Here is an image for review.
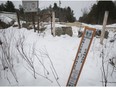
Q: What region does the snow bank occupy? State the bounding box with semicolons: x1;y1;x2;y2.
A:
0;23;116;86
0;15;13;24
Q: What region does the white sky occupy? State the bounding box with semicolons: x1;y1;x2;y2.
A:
0;0;97;20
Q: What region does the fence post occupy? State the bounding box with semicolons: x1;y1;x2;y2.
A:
52;11;55;37
37;1;39;33
16;11;21;29
32;12;36;32
38;16;40;33
100;11;109;45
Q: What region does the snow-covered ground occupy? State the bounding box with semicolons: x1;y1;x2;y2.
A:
0;14;13;24
0;22;116;86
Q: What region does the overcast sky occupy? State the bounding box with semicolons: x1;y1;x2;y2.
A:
0;0;96;20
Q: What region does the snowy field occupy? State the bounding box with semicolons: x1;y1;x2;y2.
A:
0;23;116;86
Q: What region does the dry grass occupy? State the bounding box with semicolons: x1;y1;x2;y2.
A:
63;22;85;28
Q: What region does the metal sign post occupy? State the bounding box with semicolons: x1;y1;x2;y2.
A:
22;0;38;32
66;26;96;86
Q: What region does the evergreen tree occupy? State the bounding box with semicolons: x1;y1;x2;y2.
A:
19;5;24;14
53;3;58;10
5;1;15;12
0;3;6;11
52;3;76;22
97;1;116;24
53;3;60;19
0;1;15;12
79;0;116;24
66;7;76;22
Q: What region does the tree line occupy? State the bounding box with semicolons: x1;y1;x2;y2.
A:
79;0;116;24
0;1;15;12
19;3;76;22
0;1;76;22
52;3;76;22
2;0;116;24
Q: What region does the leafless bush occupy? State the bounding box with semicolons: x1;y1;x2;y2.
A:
0;29;60;85
34;46;60;86
100;36;116;86
0;29;18;83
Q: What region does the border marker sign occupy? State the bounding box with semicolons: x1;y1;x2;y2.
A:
22;0;38;12
66;26;96;86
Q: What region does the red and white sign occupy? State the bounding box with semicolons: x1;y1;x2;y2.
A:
66;26;96;86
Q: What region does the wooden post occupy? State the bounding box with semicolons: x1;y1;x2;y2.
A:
38;16;40;33
52;11;55;37
51;13;53;35
100;11;109;45
37;1;39;33
16;11;21;29
32;12;36;32
24;13;27;24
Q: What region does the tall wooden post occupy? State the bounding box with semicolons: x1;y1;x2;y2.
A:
16;11;21;29
38;16;40;33
32;12;36;32
51;13;53;35
100;11;109;45
37;1;39;33
52;11;55;37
